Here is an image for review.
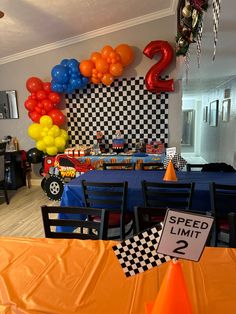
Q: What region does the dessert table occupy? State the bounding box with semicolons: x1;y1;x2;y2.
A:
76;153;165;169
0;237;235;313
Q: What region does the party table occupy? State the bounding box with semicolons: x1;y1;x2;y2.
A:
61;170;236;212
0;237;235;313
76;153;165;170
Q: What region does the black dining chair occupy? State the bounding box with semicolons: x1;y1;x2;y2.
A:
142;181;195;210
228;212;236;248
41;205;109;239
134;206;167;233
81;180;132;240
209;182;236;246
0;142;9;204
103;162;135;170
140;162;164;171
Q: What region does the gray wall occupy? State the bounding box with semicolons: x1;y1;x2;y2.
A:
0;16;182;177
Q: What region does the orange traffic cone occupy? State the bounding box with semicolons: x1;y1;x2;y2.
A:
163;160;177;181
145;260;193;314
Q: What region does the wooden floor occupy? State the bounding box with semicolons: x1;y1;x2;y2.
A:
0;186;59;237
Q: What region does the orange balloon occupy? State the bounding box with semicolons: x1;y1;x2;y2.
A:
101;73;114;86
91;52;102;64
95;58;109;74
91;76;101;84
79;60;95;77
101;45;114;60
109;62;123;77
115;44;134;66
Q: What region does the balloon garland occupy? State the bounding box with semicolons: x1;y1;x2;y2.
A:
24;43;134;156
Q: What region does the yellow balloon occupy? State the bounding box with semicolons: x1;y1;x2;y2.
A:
43;135;55;147
36;140;46;151
54;136;66;148
28;123;42;140
51;125;60;137
46;146;58;156
40;115;53;128
60;129;68;141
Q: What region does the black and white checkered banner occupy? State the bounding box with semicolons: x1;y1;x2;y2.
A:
212;0;221;61
112;226;172;277
65;77;169;149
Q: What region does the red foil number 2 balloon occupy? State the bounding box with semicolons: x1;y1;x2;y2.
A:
143;40;174;93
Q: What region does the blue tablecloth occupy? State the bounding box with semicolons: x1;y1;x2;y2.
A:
61;170;236;212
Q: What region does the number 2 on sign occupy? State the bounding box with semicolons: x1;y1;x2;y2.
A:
173;240;188;255
143;40;174;93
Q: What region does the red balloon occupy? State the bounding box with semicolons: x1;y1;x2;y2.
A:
31;92;37;100
24;98;37;112
43;82;51;93
28;111;41;123
37;102;44;109
48;109;65;126
143;40;174;93
42;99;54;112
48;92;60;104
26;77;43;93
36;90;47;101
35;106;42;114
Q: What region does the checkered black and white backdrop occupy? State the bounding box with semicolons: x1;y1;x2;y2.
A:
65;77;169;148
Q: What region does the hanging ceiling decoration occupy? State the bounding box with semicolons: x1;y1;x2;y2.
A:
0;11;4;18
176;0;209;57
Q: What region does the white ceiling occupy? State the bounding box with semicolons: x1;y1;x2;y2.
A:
0;0;235;94
0;0;174;61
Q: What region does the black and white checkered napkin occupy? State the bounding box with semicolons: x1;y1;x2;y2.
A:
112;226;172;277
163;153;187;170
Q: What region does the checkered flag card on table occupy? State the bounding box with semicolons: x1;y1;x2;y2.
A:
164;153;187;170
112;226;172;277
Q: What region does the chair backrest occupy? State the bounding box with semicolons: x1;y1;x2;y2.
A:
0;143;6;181
186;164;206;172
140;162;164;171
142;180;195;210
41;205;109;239
209;183;236;216
81;180;128;239
228;212;236;248
103;162;135;170
134;206;167;233
0;142;6;155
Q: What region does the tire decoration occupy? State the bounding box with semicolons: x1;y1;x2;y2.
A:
44;175;64;200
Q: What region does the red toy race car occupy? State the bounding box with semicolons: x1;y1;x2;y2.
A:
41;154;94;200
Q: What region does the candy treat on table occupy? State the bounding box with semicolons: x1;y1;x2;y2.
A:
96;131;106;153
112;130;125;154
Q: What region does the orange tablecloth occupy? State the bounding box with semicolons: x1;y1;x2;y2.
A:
0;237;235;314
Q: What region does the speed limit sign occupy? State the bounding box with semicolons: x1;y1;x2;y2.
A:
157;209;214;261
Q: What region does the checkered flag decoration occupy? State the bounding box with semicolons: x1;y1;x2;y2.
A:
212;0;221;61
112;226;172;277
163;153;187;170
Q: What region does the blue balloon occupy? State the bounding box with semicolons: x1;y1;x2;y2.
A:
68;59;79;69
51;58;89;93
61;59;69;67
51;65;69;84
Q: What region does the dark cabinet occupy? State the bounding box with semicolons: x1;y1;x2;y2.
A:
5;151;26;190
